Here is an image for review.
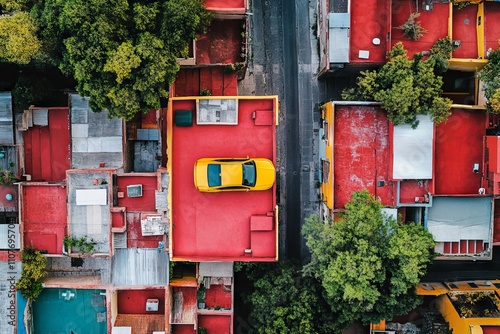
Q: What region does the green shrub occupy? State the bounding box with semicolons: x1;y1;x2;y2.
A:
399;13;427;41
16;247;47;301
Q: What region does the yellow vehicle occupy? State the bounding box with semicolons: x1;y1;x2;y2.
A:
194;157;275;192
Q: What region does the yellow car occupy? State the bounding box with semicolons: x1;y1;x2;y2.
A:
194;157;275;192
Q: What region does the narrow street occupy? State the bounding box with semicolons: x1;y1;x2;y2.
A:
243;0;327;261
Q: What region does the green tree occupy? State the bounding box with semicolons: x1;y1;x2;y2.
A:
302;190;435;329
342;42;452;127
16;247;47;301
479;48;500;114
239;262;337;334
0;11;40;63
11;0;211;120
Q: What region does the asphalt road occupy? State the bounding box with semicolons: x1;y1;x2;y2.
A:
245;0;331;261
282;1;301;260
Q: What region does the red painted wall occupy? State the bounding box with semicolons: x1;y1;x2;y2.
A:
171;324;195;334
435;109;486;195
203;0;245;10
204;284;231;309
23;109;70;182
112;211;125;228
334;106;395;208
494;199;500;243
196;20;244;65
198;314;231;333
174;68;238;97
22;186;67;223
22;185;67;254
485;2;500;52
126;212;163;248
117;289;165;315
452;5;478;59
117;175;158;212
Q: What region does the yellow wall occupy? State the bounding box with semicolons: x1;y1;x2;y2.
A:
437;293;500;333
320;102;334;211
447;2;488;72
110;290;118;327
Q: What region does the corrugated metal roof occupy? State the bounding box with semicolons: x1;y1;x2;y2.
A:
329;13;350;63
112;248;169;286
392;114;434;180
0;92;14;145
428;196;492;242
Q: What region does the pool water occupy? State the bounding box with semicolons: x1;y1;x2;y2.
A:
33;288;107;334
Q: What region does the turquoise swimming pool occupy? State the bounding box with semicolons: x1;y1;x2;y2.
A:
33;288;107;334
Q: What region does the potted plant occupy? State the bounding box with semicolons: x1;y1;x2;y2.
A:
399;13;427;41
197;285;206;309
63;235;96;256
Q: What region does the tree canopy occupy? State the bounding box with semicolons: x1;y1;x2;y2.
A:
0;11;40;63
236;262;338;334
342;42;452;127
302;190;435;328
479;48;500;114
0;0;212;119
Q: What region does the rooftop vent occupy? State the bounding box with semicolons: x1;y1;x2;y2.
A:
127;184;143;197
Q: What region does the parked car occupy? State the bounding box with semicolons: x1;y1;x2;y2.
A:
194;157;275;192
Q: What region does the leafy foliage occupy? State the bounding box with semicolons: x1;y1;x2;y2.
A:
0;169;17;185
5;0;212;120
302;190;435;328
452;0;473;10
451;292;500;318
239;262;338;334
342;42;452;127
0;12;40;63
431;38;453;60
16;247;47;301
399;13;426;41
63;235;96;255
479;48;500;113
11;68;57;112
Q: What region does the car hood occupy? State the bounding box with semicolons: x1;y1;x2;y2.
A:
254;158;276;190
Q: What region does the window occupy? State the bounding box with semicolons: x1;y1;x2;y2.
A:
242;161;256;187
207;164;222;187
321;159;330;183
323;120;329;143
178;39;196;65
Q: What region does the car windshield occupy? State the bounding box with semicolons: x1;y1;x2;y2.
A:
242;161;256;187
207;164;222;187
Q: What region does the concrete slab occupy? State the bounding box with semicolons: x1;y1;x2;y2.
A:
32;109;49;126
72;124;89;138
101;137;123;153
87;137;102;153
72;138;88;153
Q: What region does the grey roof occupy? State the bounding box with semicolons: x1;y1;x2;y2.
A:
69;94;124;169
199;262;233;277
67;171;111;254
428;196;492;243
0;92;14;145
111;248;169;286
